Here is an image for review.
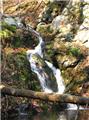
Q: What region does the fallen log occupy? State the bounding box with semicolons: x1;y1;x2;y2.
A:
1;84;89;105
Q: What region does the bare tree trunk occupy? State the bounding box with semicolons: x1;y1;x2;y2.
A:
1;84;89;105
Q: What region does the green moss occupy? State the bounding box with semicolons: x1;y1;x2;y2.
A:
47;26;53;33
0;21;17;39
45;41;54;60
0;29;13;38
1;21;16;32
48;3;60;12
68;47;82;57
37;24;53;35
1;20;38;48
12;36;21;48
2;50;41;90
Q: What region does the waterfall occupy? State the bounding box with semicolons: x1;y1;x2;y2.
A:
45;61;65;94
26;26;65;94
3;15;84;110
26;26;84;110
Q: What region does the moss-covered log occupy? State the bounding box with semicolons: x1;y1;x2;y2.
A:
1;84;89;105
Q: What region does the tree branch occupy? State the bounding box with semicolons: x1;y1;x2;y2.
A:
1;84;89;105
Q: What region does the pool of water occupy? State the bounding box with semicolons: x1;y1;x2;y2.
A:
6;109;89;120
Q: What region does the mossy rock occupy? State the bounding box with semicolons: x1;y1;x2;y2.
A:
0;21;17;32
30;53;58;92
37;23;54;36
42;2;62;22
0;29;13;38
1;21;38;48
1;49;41;91
0;21;16;39
52;39;88;94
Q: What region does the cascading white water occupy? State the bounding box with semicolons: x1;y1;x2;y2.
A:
45;61;65;94
26;26;84;110
26;27;65;94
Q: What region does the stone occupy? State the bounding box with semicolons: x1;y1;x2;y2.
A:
29;53;58;92
4;17;17;26
4;17;23;28
73;3;89;48
83;5;89;18
52;15;65;30
74;30;89;43
60;24;72;34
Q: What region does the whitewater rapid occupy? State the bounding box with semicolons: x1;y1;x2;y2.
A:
26;27;65;94
26;25;83;110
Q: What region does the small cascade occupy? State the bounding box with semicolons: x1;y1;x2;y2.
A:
45;61;65;94
26;26;65;94
26;26;84;110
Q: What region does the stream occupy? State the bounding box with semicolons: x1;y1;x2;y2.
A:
7;109;89;120
3;17;89;120
26;26;65;94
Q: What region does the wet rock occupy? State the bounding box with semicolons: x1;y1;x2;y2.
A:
29;53;58;92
